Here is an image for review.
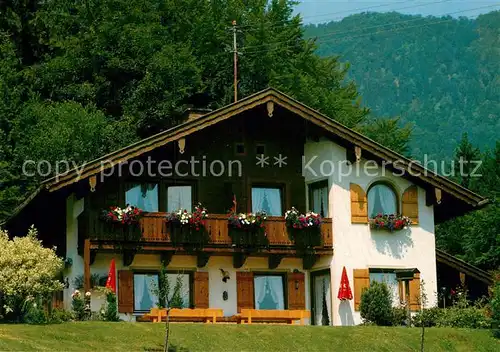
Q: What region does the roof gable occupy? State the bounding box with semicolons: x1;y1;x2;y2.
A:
41;88;486;212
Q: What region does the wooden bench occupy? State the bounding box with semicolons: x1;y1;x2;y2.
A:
237;309;311;325
145;308;224;323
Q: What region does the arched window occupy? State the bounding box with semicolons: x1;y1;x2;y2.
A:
367;183;398;218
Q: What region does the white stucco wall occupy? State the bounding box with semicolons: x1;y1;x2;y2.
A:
304;139;438;326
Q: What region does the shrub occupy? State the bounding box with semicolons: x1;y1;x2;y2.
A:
23;299;47;324
392;306;409;326
492;279;500;338
360;281;393;326
436;306;490;328
103;291;119;321
412;307;444;327
71;290;86;320
0;227;64;319
48;308;73;323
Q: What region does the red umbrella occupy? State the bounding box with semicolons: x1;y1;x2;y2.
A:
337;266;353;300
105;258;117;294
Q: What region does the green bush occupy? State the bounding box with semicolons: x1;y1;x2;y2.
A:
413;306;490;329
491;279;500;338
103;291;119;321
360;281;393;326
412;307;444;327
391;307;409;326
23;300;47;324
48;308;73;323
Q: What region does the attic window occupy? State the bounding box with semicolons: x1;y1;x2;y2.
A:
235;143;245;155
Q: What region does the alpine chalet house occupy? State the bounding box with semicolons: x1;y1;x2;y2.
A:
3;88;488;325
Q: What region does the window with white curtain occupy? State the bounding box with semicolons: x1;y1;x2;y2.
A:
254;275;285;310
134;273;159;311
167;186;192;212
369;271;400;306
309;180;329;217
251;187;282;216
367;183;398;217
126;183;159;212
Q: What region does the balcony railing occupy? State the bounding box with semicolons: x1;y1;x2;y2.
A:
83;213;333;250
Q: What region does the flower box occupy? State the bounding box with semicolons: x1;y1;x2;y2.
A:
369;214;411;232
227;211;268;249
166;204;209;249
285;208;322;248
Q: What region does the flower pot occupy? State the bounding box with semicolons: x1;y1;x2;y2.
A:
229;227;268;249
288;227;322;248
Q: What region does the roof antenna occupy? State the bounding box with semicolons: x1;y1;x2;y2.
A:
231;20;239;102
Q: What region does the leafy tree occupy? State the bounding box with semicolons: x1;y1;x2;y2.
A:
0;226;64;320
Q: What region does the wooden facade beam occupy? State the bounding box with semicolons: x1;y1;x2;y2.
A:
83;238;91;292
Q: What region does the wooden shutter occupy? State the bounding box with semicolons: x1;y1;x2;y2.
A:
118;270;134;313
409;273;421;311
350;183;368;223
353;269;370;311
288;272;306;310
402;185;419;224
194;272;209;308
236;272;254;313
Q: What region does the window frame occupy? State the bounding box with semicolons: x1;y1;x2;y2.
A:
132;271;160;313
366;181;399;217
124;182;160;213
122;179;197;212
132;270;194;313
252;272;288;310
250;184;285;217
308;179;329;217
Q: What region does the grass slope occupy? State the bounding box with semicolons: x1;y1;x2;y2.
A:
0;323;499;351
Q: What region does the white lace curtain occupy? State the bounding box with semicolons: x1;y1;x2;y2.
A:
252;188;282;216
126;183;159;212
254;276;285;310
368;184;397;217
167;186;192;212
134;274;159;311
314;275;331;325
369;272;400;305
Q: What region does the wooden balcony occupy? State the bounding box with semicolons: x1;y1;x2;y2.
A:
83;213;333;255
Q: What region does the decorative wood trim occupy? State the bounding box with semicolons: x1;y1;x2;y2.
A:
160;251;174;267
196;252;211;268
354;146;362;163
233;252;248;269
266;101;274;117
409;272;421;311
123;250;136;267
302;253;318;270
268;254;284;270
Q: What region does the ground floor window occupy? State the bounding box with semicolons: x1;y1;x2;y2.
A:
134;273;159;312
254;274;285;310
369;271;399;304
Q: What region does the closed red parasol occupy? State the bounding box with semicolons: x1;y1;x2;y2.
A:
337;266;353;300
105;258;116;294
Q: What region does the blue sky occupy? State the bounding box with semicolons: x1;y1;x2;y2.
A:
295;0;500;24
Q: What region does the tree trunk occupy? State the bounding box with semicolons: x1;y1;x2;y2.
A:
164;308;171;352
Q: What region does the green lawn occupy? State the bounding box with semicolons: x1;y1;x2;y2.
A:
0;322;498;351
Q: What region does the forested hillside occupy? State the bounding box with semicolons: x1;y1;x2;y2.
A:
304;11;500;161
